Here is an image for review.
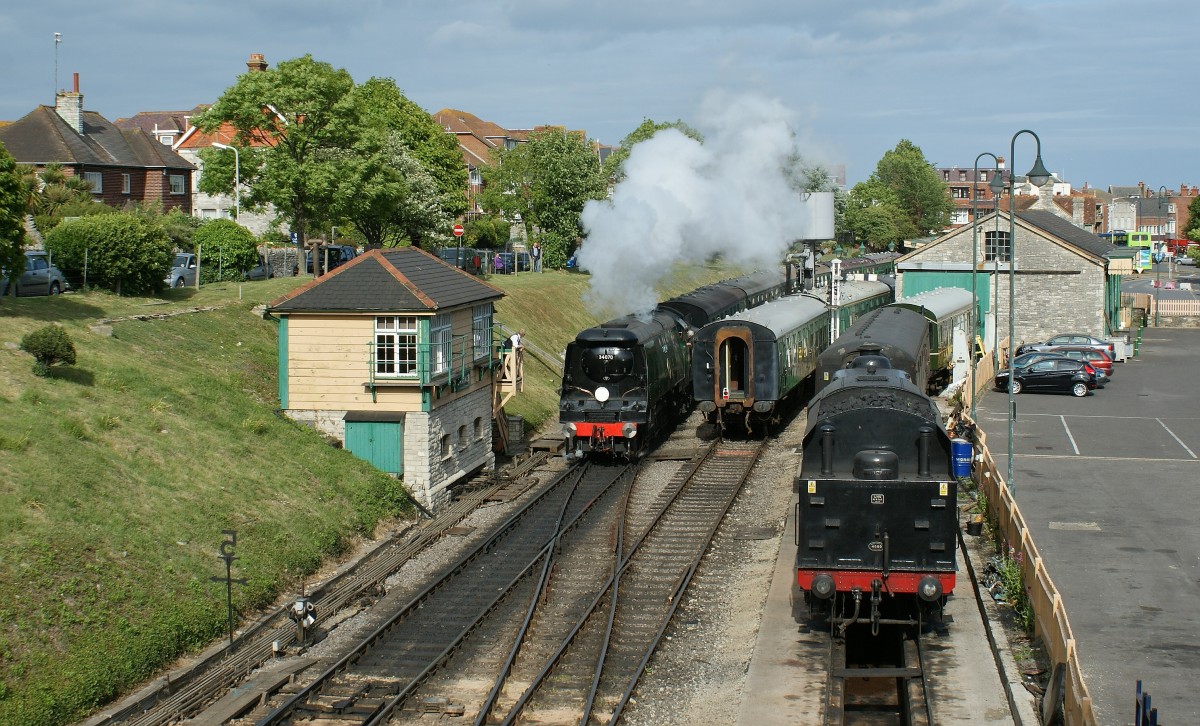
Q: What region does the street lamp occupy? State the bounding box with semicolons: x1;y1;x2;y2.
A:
1156;186;1170;326
211;142;239;220
970;152;1005;421
1006;130;1052;495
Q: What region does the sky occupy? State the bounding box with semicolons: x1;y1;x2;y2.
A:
2;1;1197;194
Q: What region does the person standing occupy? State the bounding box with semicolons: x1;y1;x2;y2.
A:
531;242;543;273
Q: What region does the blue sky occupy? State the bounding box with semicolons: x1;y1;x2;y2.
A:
2;1;1195;191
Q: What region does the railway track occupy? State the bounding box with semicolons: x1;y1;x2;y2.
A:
249;462;630;724
823;620;933;726
96;454;550;726
486;438;764;725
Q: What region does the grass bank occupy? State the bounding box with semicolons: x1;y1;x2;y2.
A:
0;263;738;724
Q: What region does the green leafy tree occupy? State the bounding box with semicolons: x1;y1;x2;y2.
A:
602;118;703;182
20;324;76;376
1185;194;1200;243
333;131;451;248
158;208;203;251
0;143;26;287
465;214;510;249
194;218;259;281
25;162;108;233
842;179;913;250
869;139;953;236
480;128;607;267
44;214;172;295
196;54;361;250
354;77;468;218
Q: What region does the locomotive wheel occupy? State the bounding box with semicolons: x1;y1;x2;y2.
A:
1071;382;1088;397
1010;379;1023;395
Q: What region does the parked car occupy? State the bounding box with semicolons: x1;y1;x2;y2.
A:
1;251;68;297
1017;333;1116;359
495;251;531;274
1040;346;1115;377
995;357;1098;397
244;255;275;281
306;244;358;275
165;253;198;289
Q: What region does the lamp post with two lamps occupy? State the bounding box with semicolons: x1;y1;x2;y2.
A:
970;153;1006;421
211;142;240;220
1004;130;1053;495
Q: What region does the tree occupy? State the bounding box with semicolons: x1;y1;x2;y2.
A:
196;55;361;252
1185;194;1200;243
44;214;172;295
333;131;451;249
842;179;913;250
465;214;510;249
354;77;468;218
194;219;259;281
868;139;953;237
602;118;703;182
0;142;25;287
480;128;607;267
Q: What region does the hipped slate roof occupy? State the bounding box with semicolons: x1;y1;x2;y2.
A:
0;106;194;170
269;247;504;314
1016;210;1115;259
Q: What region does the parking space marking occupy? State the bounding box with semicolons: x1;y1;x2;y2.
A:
1059;415;1080;455
1157;419;1198;459
1017;453;1200;463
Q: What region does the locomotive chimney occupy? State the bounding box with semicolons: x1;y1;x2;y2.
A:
917;426;933;477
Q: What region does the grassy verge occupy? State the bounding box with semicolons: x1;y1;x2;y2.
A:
0;263;741;724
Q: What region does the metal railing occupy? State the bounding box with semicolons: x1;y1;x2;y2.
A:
367;334;488;392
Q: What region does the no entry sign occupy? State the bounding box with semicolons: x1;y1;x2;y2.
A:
452;224;465;237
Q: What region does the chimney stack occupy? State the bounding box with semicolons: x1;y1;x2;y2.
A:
55;72;84;134
247;53;268;72
997;156;1006;170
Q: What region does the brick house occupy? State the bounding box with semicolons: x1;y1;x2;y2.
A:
268;247;504;509
0;74;194;213
895;210;1122;356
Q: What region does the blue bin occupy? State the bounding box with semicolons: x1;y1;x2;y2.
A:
951;438;973;478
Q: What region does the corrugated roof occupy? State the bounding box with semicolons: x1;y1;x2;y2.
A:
269;247;503;313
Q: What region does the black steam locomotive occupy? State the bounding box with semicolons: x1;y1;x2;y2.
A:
559;271;786;459
795;352;958;629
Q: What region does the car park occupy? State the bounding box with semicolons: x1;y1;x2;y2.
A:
995;357;1098;397
2;251;68;296
1017;333;1116;359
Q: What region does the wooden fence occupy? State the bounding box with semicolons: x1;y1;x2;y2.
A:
970;422;1097;725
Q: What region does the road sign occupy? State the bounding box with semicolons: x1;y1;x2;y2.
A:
453;224;464;237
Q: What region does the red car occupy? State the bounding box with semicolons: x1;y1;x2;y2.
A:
1042;346;1114;377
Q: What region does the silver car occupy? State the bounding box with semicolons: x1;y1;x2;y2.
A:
1;251;68;296
165;253;198;289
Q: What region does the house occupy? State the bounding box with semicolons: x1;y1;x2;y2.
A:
267;247;505;509
0;73;194;213
433;109;530;220
895;210;1122;356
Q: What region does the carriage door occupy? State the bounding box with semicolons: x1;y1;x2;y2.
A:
717;330;750;401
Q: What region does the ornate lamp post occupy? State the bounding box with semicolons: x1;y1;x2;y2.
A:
1006;130;1052;494
970;153;1005;421
211;142;240;220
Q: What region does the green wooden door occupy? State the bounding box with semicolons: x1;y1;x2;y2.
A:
345;420;403;475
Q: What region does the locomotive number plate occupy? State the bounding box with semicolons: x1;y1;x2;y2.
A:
868;541;884;551
870;493;885;505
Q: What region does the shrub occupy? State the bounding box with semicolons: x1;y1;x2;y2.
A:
194;219;258;282
538;230;574;269
20;324;77;376
44;214;171;295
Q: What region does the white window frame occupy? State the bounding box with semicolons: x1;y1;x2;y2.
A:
472;304;493;360
169;174;185;195
83;171;102;194
951;209;969;225
431;313;452;375
122;174;131;194
375;316;419;378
